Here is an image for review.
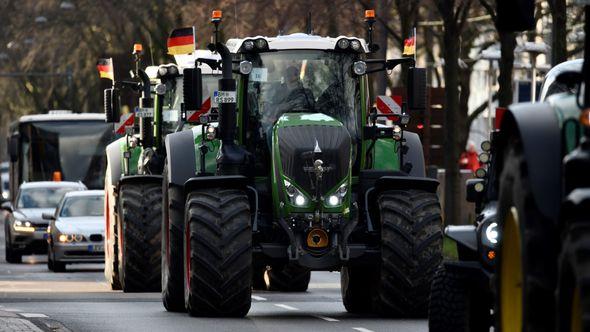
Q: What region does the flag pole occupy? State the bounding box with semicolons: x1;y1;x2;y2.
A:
413;27;417;63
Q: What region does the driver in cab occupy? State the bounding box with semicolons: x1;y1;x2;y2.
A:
271;66;315;114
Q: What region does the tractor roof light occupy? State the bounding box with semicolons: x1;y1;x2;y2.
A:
365;9;376;22
474;182;485;193
336;38;350;50
481;140;491;151
255;38;268;50
353;61;367;75
133;43;143;55
242;40;254;51
239;61;253;75
211;10;222;23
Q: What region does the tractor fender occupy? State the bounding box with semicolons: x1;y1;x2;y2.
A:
403;131;426;177
184;175;249;194
106;141;123;187
445;225;477;251
119;174;162;187
561;188;590;223
498;102;562;222
165;130;197;187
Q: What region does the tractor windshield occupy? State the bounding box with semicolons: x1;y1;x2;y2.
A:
161;74;220;134
245;50;360;139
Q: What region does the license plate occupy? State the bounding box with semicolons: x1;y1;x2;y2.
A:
88;245;104;252
135;107;154;118
213;91;237;104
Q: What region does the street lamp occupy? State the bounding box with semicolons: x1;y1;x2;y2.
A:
516;41;550;103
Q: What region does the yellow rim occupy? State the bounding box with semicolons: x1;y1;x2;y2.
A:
571;286;582;332
501;207;523;332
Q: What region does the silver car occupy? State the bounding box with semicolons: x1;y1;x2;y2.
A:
3;181;87;263
46;190;105;272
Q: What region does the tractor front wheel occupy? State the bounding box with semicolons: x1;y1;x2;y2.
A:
374;189;443;316
267;264;310;292
162;163;186;312
557;222;590;332
184;188;252;317
118;182;162;292
495;143;557;332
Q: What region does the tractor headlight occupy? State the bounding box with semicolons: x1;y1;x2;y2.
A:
484;222;498;245
325;183;348;207
239;61;253;75
13;219;35;233
350;39;361;51
353;61;367;75
284;179;308;207
205;126;216;140
158;67;168;77
393;125;402;140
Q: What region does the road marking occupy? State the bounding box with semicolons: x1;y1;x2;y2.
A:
252;295;267;301
314;315;339;322
274;304;298;311
3;308;21;312
20;313;48;318
352;328;375;332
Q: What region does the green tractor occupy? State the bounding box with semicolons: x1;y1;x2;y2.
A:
483;2;590;331
103;45;220;292
162;10;443;316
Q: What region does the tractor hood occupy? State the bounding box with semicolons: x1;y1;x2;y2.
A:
273;113;351;205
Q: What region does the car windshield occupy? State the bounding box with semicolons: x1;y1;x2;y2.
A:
59;195;103;217
162;74;221;134
17;187;79;209
245;50;360;139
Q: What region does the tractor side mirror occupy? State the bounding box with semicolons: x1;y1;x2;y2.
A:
8;134;18;162
466;179;485;203
104;88;120;123
496;0;535;32
42;213;55;221
1;201;13;213
183;67;203;113
407;67;427;111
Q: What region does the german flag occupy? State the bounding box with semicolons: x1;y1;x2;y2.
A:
96;58;114;81
402;36;415;57
167;27;195;55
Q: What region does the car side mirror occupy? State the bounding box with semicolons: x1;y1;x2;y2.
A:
1;201;13;213
407;67;426;111
8;134;18;162
496;0;535;32
466;179;485;203
42;213;55;221
104;88;120;123
183;67;203;115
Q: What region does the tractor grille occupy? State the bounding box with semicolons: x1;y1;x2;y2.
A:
278;125;351;197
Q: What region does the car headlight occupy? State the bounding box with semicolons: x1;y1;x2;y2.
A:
484;222;498;245
284;179;308;207
58;233;84;243
325;183;348;207
13;219;35;232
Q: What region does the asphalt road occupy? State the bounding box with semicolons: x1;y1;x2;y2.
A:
0;214;428;332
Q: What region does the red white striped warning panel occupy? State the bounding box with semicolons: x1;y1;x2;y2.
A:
115;113;134;135
187;97;211;123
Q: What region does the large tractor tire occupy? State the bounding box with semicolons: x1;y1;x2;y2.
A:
267;264;310;292
4;224;22;264
495;144;557;332
118;182;162;292
341;266;377;313
104;169;121;290
161;163;186;312
373;189;443;316
428;264;490;332
184;188;252;317
557;222;590;332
